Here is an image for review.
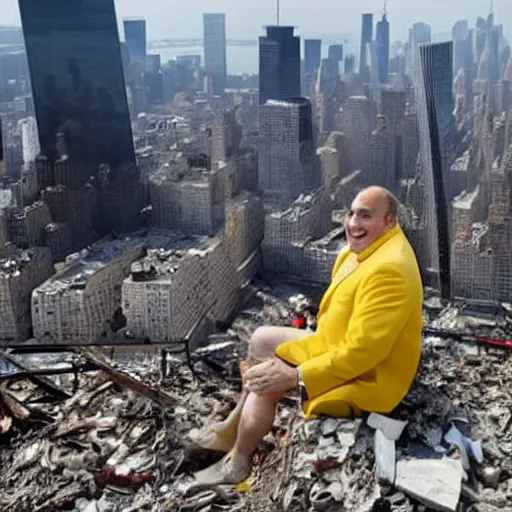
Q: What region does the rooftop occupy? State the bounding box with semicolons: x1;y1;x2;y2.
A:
453;186;479;209
128;236;221;283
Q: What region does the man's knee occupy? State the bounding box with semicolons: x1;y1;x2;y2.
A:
248;326;281;362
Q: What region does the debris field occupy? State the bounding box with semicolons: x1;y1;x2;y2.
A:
0;282;511;512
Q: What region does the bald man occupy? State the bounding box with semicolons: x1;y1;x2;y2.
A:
189;186;423;485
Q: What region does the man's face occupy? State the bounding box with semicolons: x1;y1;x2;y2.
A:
345;190;395;253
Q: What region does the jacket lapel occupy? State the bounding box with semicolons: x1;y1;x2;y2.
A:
319;253;359;312
318;225;402;314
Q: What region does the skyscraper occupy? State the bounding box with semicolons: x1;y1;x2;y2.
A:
123;18;147;68
408;22;432;75
19;0;135;168
258;98;320;208
259;26;300;105
304;39;322;74
203;13;227;95
376;13;390;84
359;13;373;81
328;45;344;64
414;42;454;298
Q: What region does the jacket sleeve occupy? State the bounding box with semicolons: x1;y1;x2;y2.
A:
298;263;413;400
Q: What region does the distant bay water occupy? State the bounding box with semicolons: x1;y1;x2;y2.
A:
157;46;259;75
155;40;358;76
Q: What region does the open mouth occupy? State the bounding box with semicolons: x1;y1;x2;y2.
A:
349;231;367;240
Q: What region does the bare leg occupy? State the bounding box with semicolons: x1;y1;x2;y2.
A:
192;327;308;484
189;327;307;453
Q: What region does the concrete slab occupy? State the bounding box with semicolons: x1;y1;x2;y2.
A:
375;429;396;485
367;413;408;441
395;458;462;511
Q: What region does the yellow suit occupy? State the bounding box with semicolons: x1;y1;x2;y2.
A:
276;224;423;418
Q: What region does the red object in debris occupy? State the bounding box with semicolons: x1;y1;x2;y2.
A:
314;459;343;472
292;316;306;329
94;467;153;488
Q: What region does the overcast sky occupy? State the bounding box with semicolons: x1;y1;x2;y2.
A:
1;0;510;42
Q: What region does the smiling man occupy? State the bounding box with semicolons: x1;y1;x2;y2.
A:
189;186;423;485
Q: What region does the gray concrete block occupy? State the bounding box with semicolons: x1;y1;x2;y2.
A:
395;458;462;511
367;413;408;441
375;429;396;485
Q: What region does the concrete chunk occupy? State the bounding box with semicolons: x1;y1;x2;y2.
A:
367;413;407;441
395;458;462;511
375;429;396;485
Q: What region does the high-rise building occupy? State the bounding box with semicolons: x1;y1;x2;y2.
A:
203;13;227;95
376;13;390;84
304;39;322;74
258;98;320;208
18;116;39;165
123;18;147;68
359;13;373;80
344;54;356;74
414;42;454;298
19;0;135;168
259;26;300;105
408;22;432;75
328;44;344;64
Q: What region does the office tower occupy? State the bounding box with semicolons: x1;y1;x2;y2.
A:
408;22;431;75
18;116;39;165
359;13;373;80
376;13;390;84
344;54;356;74
414;42;453;298
258;98;320;208
19;0;139;237
259;26;300;105
19;0;135;168
304;39;322;74
203;13;227;95
123;18;147;68
146;54;161;74
328;45;344;64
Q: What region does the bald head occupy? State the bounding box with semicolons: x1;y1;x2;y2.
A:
357;186;399;219
345;186;398;253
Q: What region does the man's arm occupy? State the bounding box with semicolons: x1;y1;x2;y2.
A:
298;263;414;400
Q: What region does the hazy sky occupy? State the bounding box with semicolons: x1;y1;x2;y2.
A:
1;0;511;43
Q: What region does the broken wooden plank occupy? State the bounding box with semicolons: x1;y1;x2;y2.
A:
0;382;30;421
0;351;71;400
78;347;179;407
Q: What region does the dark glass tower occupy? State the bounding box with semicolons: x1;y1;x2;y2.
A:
259;26;300;105
376;13;390;84
415;42;454;298
123;19;147;68
304;39;321;74
18;0;135;168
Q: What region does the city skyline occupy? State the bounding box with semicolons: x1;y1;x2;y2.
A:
1;0;511;43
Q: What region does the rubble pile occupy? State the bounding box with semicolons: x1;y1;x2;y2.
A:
243;339;512;512
0;283;510;512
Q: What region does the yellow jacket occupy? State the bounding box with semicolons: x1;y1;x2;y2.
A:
276;224;423;418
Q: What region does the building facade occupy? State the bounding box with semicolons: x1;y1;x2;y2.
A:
259;26;300;105
123;18;147;68
203;13;227;95
19;0;135;167
414;42;454;297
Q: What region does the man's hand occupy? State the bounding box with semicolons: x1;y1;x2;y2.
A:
245;358;298;395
